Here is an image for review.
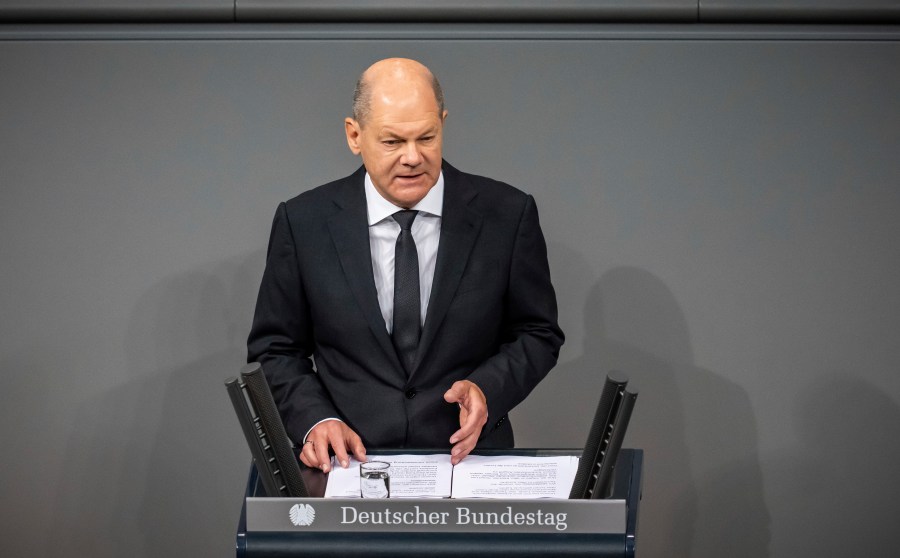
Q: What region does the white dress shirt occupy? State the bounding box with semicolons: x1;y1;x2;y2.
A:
365;171;443;332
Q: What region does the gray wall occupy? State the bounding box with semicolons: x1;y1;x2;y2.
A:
1;24;899;557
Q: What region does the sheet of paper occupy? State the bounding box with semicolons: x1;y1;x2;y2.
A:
450;455;580;499
324;454;453;498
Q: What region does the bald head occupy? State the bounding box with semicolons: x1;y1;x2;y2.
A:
343;57;447;208
352;58;445;127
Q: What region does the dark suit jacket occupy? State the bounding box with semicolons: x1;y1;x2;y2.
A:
247;161;564;450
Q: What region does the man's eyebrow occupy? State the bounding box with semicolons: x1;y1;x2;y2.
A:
379;125;439;138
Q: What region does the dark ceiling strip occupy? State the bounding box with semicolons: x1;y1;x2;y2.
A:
1;1;899;24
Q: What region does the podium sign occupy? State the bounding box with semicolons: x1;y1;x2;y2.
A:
236;449;642;558
247;497;626;534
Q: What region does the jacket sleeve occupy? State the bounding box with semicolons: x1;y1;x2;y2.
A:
247;202;340;444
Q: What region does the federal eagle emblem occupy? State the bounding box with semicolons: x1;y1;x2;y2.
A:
289;503;316;527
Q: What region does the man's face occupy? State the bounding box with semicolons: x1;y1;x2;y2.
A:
345;84;446;209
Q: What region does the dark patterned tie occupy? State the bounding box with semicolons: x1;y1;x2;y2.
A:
392;210;420;375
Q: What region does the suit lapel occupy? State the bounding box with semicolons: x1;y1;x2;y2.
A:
412;163;483;375
327;170;405;377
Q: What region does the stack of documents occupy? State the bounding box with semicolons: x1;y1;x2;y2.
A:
323;454;579;499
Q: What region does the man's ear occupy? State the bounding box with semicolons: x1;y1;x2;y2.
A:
441;109;448;123
345;118;362;155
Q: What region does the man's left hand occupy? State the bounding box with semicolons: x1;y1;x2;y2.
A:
443;380;488;465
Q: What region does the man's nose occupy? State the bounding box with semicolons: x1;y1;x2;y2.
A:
400;142;422;166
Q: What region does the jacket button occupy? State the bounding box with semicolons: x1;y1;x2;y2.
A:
405;388;417;399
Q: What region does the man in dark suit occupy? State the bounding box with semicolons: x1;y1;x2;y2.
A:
248;58;563;473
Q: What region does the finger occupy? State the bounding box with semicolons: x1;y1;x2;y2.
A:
299;440;317;468
450;397;485;444
450;424;482;447
313;439;332;473
450;447;472;465
450;416;478;445
450;430;481;465
446;380;486;410
443;381;466;404
348;432;368;463
299;445;313;468
450;436;474;458
332;437;351;469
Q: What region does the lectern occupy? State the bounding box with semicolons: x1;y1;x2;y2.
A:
235;448;642;557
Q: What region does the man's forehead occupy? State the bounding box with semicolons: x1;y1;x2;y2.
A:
365;99;443;131
375;119;442;138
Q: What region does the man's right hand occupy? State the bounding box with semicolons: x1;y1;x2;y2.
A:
300;420;367;473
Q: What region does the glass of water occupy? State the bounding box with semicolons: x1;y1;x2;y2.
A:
359;461;390;498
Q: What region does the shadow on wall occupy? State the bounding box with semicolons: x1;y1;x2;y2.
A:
518;263;771;557
765;374;900;557
48;250;264;558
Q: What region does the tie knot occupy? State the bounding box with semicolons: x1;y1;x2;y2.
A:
393;210;418;231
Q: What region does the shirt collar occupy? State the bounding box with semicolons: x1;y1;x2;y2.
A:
365;171;444;226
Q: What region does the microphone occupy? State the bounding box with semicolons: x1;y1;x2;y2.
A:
569;371;638;499
225;362;308;497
